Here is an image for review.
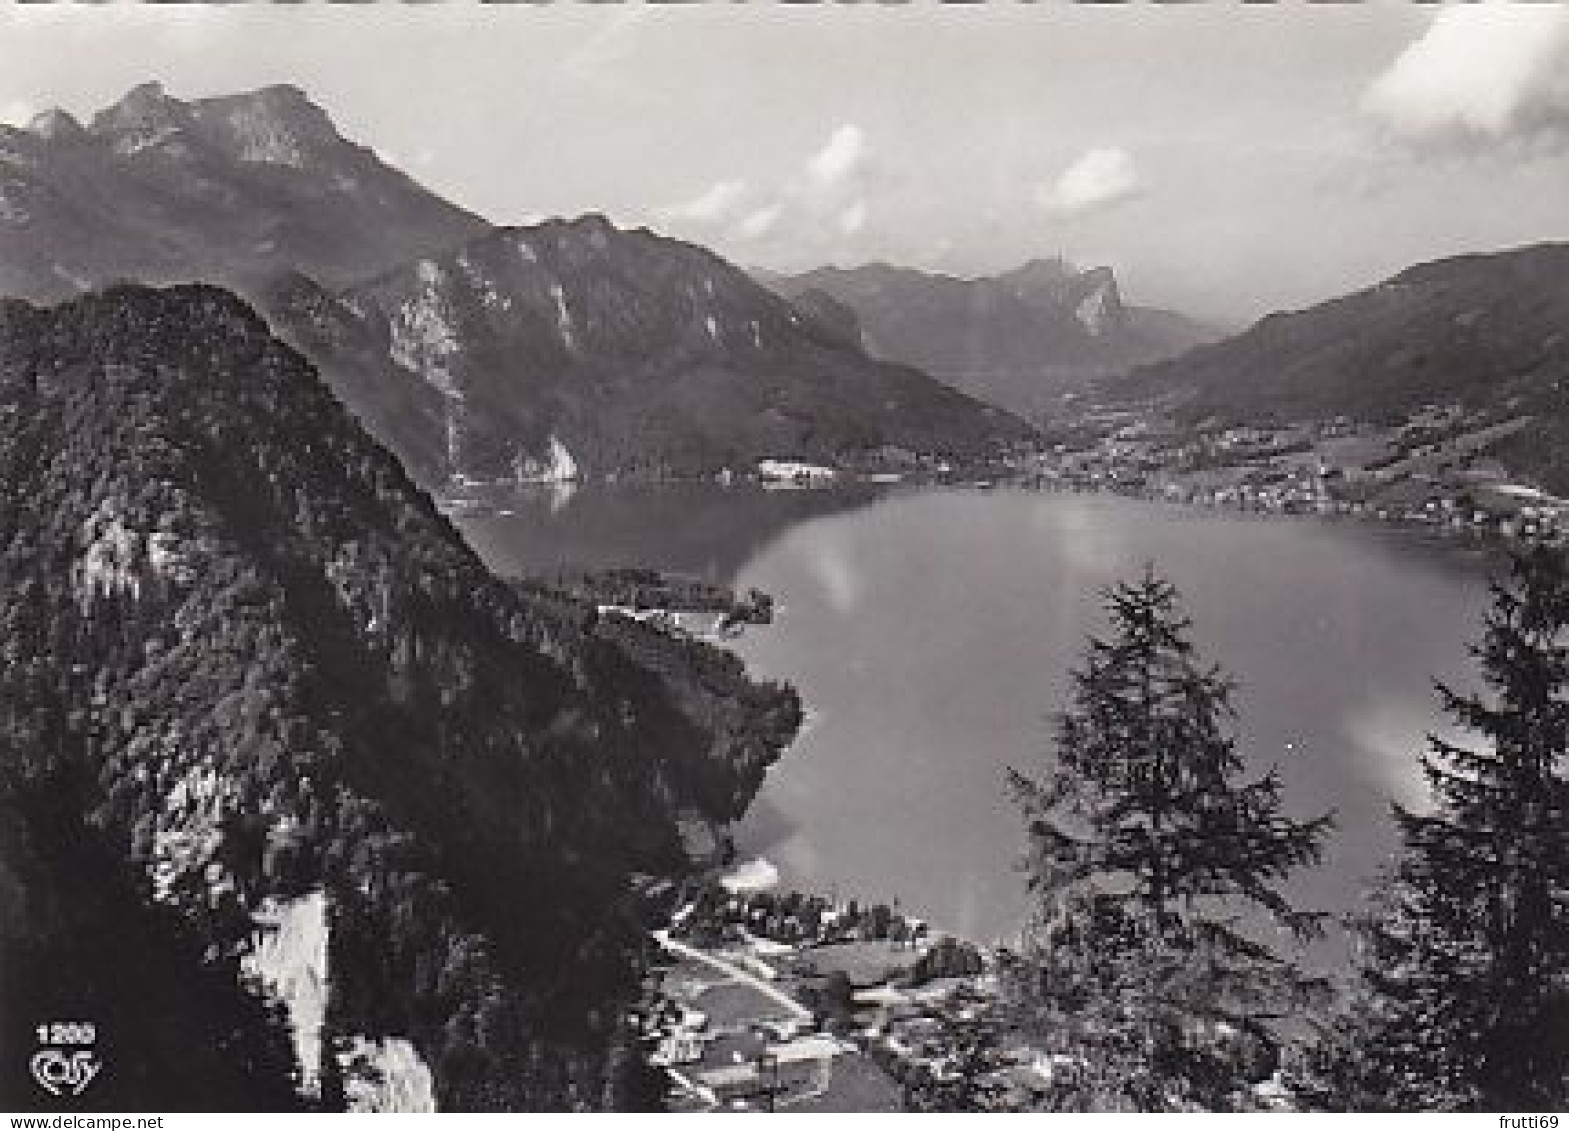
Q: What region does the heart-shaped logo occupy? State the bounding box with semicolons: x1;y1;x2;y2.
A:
30;1049;102;1097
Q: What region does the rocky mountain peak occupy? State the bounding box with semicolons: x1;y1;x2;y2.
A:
89;80;183;136
1073;266;1126;336
84;82;347;167
1004;259;1128;334
521;212;627;258
26;107;86;142
567;211;618;235
1000;256;1077;289
194;84;343;164
762;257;1214;415
1078;264;1118;290
0;81;487;300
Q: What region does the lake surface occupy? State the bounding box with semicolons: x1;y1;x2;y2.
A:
459;485;1497;951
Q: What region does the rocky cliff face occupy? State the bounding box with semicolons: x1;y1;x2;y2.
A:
264;217;1032;486
763;260;1217;417
0;83;485;302
0;284;800;1110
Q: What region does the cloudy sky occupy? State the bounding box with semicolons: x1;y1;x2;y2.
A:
1;2;1566;323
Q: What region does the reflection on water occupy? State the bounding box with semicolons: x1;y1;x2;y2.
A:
725;490;1495;945
455;481;886;581
458;484;1497;950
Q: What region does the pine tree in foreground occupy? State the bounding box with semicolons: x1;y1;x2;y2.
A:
1305;548;1569;1110
1006;567;1333;1110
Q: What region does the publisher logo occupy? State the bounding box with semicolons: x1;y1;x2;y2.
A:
31;1022;101;1098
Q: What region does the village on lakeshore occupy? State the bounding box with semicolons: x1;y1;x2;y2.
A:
636;868;1026;1112
635;866;1286;1112
440;395;1569;552
1028;398;1569;542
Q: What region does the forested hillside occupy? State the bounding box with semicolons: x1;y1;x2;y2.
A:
263;217;1031;486
0;284;800;1110
1123;244;1569;425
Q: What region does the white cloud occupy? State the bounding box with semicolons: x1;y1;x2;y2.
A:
779;125;877;245
838;198;868;235
807;124;866;187
735;205;781;239
1363;4;1569;148
664;178;750;223
657;124;879;259
1036;146;1141;217
557;9;648;86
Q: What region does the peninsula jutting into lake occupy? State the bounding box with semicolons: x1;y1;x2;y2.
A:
3;3;1568;1116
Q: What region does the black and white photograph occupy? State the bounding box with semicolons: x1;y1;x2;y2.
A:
1;0;1568;1117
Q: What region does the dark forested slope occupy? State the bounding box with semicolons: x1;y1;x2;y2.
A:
0;284;799;1110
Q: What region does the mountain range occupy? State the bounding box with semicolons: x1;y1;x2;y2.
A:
4;76;1569;1116
261;217;1031;486
1120;242;1569;489
0;82;485;301
0;84;1028;486
0;283;800;1109
1124;243;1569;421
760;260;1219;418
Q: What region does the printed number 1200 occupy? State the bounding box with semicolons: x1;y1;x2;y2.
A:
36;1023;95;1046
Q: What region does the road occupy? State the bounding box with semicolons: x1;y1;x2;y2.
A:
652;930;811;1021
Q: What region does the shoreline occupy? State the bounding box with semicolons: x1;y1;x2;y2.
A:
446;465;1556;564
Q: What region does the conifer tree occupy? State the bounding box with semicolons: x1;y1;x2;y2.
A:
1323;548;1569;1109
1007;567;1332;1108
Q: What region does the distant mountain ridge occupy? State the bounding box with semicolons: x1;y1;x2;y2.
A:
1124;242;1569;423
760;260;1218;417
0;83;1030;485
1119;242;1569;490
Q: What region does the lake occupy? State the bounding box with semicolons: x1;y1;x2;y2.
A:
458;484;1497;952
